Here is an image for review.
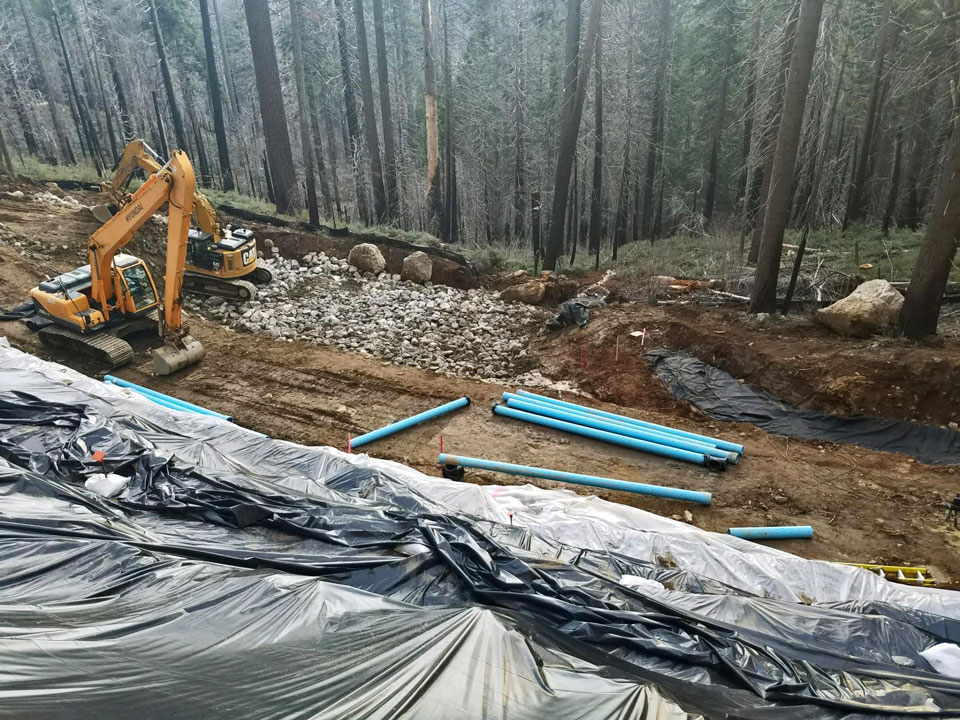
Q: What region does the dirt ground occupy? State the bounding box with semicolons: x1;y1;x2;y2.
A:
2;181;959;587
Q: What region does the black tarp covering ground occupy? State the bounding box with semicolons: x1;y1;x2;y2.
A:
647;351;960;466
1;348;960;717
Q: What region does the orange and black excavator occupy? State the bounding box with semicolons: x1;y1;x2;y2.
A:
94;139;272;301
28;150;206;374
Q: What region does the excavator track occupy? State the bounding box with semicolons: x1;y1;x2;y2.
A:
37;325;135;368
250;266;274;284
184;273;259;301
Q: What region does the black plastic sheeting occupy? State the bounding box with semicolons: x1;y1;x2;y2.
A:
648;350;960;466
2;359;960;717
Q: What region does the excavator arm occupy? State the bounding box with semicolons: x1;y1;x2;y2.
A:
100;139;223;241
88;150;195;333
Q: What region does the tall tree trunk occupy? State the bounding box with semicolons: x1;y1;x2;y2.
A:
749;0;825;313
149;0;189;153
354;0;388;222
512;0;527;240
702;2;735;229
545;0;581;266
613;131;632;260
846;0;895;226
193;122;211;186
813;38;847;223
543;0;602;271
900;125;934;229
78;0;119;163
334;0;370;224
442;0;459;243
18;0;72;163
290;0;319;223
51;10;103;173
243;0;297;214
151;91;170;159
748;0;801;262
531;190;542;271
588;34;602;257
421;0;442;235
211;0;241;115
640;0;671;241
737;4;762;213
882;125;903;235
898;106;960;338
199;0;234;191
373;0;400;222
108;54;135;142
307;67;336;221
3;59;39;157
0;125;13;175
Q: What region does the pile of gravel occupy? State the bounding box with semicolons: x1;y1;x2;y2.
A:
200;252;548;379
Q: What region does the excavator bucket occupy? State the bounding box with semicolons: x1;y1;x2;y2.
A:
90;203;115;225
151;335;205;375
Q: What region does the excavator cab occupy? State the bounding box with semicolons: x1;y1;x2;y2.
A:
30;254;159;334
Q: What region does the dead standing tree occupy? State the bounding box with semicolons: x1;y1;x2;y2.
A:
243;0;297;214
421;0;442;236
543;0;602;272
898;91;960;339
750;0;825;314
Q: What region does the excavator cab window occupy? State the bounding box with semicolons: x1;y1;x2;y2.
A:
120;263;157;311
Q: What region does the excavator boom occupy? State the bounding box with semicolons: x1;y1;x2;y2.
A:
90;151;193;333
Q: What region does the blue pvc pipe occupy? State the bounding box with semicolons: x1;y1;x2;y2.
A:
438;453;711;505
504;396;737;464
727;525;813;540
502;391;721;445
516;389;745;455
111;382;191;413
352;396;470;448
106;380;269;438
104;375;234;422
493;404;724;469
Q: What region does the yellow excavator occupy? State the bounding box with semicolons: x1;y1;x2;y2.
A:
28;150;206;374
94;139;272;301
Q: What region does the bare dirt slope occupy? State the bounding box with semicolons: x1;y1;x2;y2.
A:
1;183;958;587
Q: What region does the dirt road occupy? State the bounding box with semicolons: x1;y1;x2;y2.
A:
1;183;958;586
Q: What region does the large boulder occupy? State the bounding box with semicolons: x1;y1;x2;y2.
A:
347;242;386;275
817;279;904;338
400;251;433;284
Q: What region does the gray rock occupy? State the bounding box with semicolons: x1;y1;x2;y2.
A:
400;251;433;284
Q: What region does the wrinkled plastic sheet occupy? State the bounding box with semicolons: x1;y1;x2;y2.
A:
2;339;960;718
647;350;960;466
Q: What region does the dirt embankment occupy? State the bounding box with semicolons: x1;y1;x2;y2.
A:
533;302;960;427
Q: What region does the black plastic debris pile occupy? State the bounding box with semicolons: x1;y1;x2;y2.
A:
2;342;960;719
648;350;960;466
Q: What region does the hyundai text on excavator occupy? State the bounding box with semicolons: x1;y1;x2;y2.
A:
94;139;272;301
28;150;206;375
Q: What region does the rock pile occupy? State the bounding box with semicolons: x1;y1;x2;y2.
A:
201;252;547;379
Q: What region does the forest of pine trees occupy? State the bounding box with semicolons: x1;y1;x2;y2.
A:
0;0;958;335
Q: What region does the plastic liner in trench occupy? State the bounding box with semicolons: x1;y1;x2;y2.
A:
647;350;960;466
1;342;960;718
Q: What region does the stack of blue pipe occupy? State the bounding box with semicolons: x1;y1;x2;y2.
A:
494;389;743;470
103;375;235;422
